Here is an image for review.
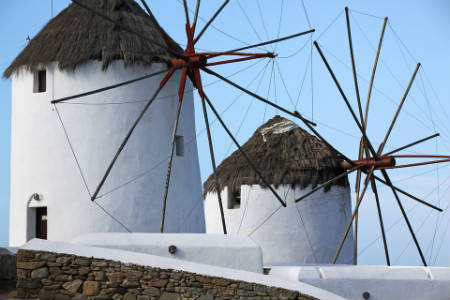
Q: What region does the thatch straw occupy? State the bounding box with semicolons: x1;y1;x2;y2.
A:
4;0;181;78
203;115;348;197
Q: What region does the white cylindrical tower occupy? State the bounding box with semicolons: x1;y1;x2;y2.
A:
204;116;354;264
6;0;205;246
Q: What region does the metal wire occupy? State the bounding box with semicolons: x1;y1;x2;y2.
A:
350;13;450;142
353;175;450;262
175;0;267;52
54;105;92;198
294;42;312;109
294;188;319;263
93;201;132;233
55;105;135;233
350;9;384;20
275;59;296;109
222;59;271;160
316;9;344;41
236;0;269;52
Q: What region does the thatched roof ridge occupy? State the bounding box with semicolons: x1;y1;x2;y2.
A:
4;0;182;78
203;116;348;197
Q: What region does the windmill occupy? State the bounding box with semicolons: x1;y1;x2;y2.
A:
27;1;448;266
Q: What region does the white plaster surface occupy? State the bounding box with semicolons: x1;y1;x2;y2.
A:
72;233;263;273
269;265;450;300
9;61;205;246
205;184;354;265
21;239;346;300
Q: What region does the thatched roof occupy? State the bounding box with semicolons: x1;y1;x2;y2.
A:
4;0;182;78
203;116;348;197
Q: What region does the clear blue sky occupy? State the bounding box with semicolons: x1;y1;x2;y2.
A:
0;0;449;266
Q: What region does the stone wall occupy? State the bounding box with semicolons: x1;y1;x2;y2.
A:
14;249;317;300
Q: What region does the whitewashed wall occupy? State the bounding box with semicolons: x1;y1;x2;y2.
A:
9;61;205;246
205;184;354;264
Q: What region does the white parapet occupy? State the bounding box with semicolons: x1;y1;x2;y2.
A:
21;238;346;300
269;265;450;300
72;233;263;273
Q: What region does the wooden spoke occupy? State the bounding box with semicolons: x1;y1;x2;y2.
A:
379;169;427;266
183;0;191;27
192;0;201;35
345;7;364;125
364;17;388;126
215;29;315;56
314;41;378;158
371;178;391;265
295;166;361;203
345;9;366;263
201;67;316;126
194;0;229;43
200;67;356;167
91;72;173;201
203;93;287;207
140;0;151;16
160;98;184;233
377;63;421;155
353;140;364;265
51;66;181;104
333;166;375;264
200;97;227;234
383;133;440;156
369;172;443;212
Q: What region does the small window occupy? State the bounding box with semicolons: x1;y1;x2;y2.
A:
175;135;184;156
33;70;46;93
228;188;241;209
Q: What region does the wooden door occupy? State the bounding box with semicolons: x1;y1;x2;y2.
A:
36;207;47;239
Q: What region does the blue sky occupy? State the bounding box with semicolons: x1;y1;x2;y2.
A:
0;0;449;266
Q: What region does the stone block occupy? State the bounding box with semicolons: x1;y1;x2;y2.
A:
78;266;90;275
63;279;83;293
39;289;55;300
92;260;109;268
160;292;181;300
41;278;53;285
31;267;49;278
16;278;41;289
49;266;61;275
54;293;71;299
83;280;100;296
123;292;137;300
94;271;105;281
17;261;46;270
17;269;27;279
112;294;123;300
148;279;168;287
121;279;139;288
56;256;72;265
108;272;124;283
143;287;160;296
43;283;61;290
73;258;91;267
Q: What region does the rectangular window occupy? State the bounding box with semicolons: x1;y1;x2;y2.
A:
175;135;184;157
33;69;46;93
228;188;241;209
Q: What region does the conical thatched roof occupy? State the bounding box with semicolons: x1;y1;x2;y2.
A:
203;116;348;197
4;0;182;78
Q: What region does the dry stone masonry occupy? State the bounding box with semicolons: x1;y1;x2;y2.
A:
14;249;317;300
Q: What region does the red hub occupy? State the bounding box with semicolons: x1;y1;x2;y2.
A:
341;156;396;170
